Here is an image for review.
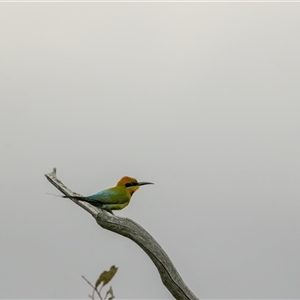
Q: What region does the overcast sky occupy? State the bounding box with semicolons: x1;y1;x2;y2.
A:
1;2;300;299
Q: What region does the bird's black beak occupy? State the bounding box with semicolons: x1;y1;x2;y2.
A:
138;182;154;186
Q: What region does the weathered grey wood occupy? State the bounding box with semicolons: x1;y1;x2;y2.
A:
45;168;199;300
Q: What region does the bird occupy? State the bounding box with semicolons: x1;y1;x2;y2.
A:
62;176;153;214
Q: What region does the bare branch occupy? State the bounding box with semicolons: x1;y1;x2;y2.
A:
45;168;98;217
45;168;199;300
82;276;103;300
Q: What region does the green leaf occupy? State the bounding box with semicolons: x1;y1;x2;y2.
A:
95;265;118;289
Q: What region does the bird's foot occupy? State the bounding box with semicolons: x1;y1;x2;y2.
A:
105;209;114;215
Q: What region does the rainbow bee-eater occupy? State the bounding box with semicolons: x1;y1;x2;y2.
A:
63;176;153;214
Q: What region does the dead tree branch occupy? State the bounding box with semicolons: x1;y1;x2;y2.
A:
45;168;199;300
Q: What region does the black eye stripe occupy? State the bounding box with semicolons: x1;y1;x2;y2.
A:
125;182;137;187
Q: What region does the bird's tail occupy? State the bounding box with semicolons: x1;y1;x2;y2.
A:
47;193;64;197
47;193;88;201
62;195;90;201
47;193;104;209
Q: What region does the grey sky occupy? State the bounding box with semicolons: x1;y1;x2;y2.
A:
1;2;300;299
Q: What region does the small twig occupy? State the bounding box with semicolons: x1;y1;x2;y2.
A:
82;276;103;300
104;286;115;300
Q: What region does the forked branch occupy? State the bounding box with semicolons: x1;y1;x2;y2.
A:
45;168;199;300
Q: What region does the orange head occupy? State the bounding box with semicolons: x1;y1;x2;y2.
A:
117;176;153;195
